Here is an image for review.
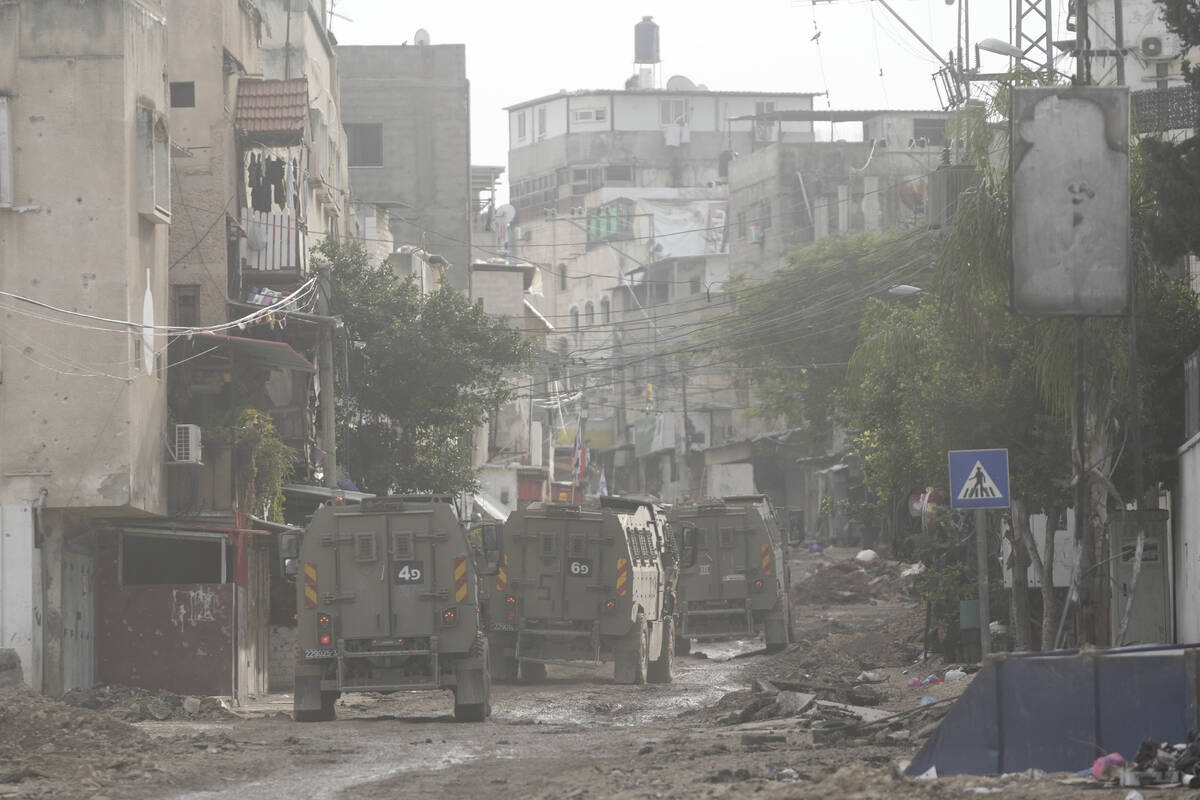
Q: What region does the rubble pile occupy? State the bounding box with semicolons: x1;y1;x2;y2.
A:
62;683;236;722
0;685;158;790
716;677;953;747
791;556;914;606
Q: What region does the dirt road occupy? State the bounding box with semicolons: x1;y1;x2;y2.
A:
1;550;1188;799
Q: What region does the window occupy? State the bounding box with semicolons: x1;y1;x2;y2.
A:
559;263;568;291
584;301;595;326
121;533;227;584
736;211;747;240
171;284;200;327
0;95;11;207
137;106;170;223
517;111;527;140
689;276;702;295
345;123;383;167
569;307;580;332
600;297;610;325
170;81;196;108
912;118;947;146
572;107;608;123
755;100;776;116
605;164;633;183
659;98;687;126
537;107;547;138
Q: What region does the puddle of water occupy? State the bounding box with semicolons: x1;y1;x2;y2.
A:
169;736;481;800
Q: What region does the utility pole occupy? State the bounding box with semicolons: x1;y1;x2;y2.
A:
1073;0;1095;645
315;264;338;489
679;362;691;501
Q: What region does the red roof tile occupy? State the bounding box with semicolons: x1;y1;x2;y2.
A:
235;77;309;142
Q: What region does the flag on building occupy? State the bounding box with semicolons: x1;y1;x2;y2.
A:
571;419;587;481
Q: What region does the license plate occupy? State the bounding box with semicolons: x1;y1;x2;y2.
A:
489;623;516;632
303;647;337;659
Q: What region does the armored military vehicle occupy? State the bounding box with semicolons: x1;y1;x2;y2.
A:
670;495;792;653
488;496;679;684
282;495;498;722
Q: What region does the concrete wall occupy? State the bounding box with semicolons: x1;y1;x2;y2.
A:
1176;436;1200;642
0;505;38;690
0;0;170;515
339;44;470;291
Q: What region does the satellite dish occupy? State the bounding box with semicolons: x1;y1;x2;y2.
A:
413;28;431;45
494;204;516;226
666;75;696;91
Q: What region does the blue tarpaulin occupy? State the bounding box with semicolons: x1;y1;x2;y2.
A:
907;644;1200;777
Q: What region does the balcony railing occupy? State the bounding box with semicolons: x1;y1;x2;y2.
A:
240;208;307;275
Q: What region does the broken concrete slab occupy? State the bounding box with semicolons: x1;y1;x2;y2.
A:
814;700;895;724
0;649;23;689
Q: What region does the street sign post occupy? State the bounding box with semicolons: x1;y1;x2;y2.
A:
948;448;1010;510
947;448;1010;659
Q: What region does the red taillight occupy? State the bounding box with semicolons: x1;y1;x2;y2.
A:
505;611;516;622
316;613;333;647
505;595;516;605
752;579;765;591
604;599;616;610
442;607;458;627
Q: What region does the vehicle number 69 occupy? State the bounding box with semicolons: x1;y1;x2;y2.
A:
569;559;592;576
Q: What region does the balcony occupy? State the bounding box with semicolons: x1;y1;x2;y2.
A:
240;207;307;279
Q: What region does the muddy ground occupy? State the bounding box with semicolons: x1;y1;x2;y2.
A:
2;548;1195;799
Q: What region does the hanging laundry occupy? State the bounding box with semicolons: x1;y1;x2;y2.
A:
265;157;286;210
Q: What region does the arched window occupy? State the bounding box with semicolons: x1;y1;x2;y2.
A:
569;307;580;332
584;301;595;327
559;263;568;291
600;297;611;325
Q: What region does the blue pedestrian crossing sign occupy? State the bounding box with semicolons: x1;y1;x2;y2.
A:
948;449;1010;509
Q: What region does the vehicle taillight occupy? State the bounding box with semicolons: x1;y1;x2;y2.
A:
442;607;458;627
604;598;617;610
505;595;516;622
752;578;765;592
317;613;333;646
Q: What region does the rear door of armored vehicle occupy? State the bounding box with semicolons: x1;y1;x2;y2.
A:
510;507;607;622
325;499;466;640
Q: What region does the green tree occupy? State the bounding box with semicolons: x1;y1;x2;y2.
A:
316;239;535;494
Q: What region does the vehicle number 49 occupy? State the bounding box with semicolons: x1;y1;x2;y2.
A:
569;559;591;576
395;561;424;584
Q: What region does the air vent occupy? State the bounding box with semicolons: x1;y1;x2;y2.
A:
391;532;413;560
570;536;587;558
354;532;378;562
542;535;557;556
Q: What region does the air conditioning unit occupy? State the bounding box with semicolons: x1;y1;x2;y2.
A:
173;424;203;464
1142;35;1181;60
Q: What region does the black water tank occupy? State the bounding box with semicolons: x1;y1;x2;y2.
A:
635;16;659;64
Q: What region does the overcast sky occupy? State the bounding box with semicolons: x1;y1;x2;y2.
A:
333;1;1051;186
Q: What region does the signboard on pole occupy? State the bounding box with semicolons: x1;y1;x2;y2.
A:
948;449;1010;510
1010;86;1130;316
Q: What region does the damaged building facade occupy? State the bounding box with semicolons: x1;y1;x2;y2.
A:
0;0;355;699
500;17;950;542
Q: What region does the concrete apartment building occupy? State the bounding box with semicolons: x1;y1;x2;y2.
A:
498;19;955;536
338;42;472;291
0;0;172;695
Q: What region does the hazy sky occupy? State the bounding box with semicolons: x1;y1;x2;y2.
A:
333;1;1045;185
